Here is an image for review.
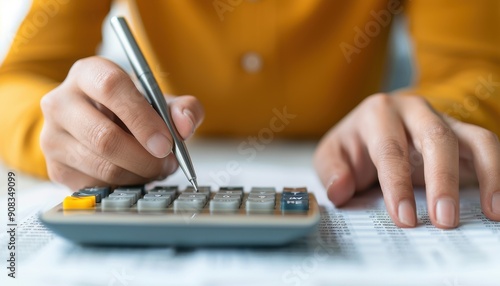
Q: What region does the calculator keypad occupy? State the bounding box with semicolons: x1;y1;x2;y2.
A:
62;186;311;213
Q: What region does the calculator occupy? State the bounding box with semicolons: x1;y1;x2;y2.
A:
40;185;321;246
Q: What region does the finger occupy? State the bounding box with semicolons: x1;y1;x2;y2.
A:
50;94;169;179
398;97;459;229
69;57;173;158
46;161;108;191
359;94;417;227
314;131;357;207
45;130;155;185
168;95;205;139
443;116;500;221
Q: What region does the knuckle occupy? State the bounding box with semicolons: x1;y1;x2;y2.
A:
475;128;499;143
363;93;393;110
94;159;123;182
40;95;51;114
424;123;457;144
120;106;156;136
378;138;407;161
71;57;99;74
70;58;86;74
434;171;459;187
120;109;143;129
408;95;430;107
69;57;97;81
88;122;120;156
93;67;126;100
389;177;412;192
40;92;57;115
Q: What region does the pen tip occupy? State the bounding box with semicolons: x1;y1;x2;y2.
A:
190;179;199;193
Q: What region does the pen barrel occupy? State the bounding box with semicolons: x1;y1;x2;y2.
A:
111;16;197;182
110;17;151;77
139;75;197;181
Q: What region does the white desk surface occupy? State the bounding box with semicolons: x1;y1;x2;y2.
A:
1;139;499;286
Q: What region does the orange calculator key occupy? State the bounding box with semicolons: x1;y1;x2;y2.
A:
63;196;95;210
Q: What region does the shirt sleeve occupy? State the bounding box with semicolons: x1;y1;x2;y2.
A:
402;0;500;135
0;0;111;177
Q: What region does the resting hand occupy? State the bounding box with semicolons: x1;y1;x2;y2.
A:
314;93;500;229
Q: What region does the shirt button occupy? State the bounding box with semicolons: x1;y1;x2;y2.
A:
241;52;263;73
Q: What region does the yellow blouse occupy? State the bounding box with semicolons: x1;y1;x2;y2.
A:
1;0;499;178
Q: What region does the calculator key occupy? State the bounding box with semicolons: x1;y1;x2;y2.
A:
72;191;102;203
283;187;308;193
81;186;110;198
117;185;145;193
102;197;133;209
63;196;95;210
281;195;309;211
109;192;137;204
219;186;243;194
179;188;210;200
250;187;276;195
185;186;211;194
114;187;143;201
174;198;205;211
210;198;240;211
178;193;208;203
214;194;241;201
143;193;172;204
248;194;275;201
149;185;178;196
218;189;243;199
246;197;275;211
220;186;244;190
282;192;308;200
137;198;168;211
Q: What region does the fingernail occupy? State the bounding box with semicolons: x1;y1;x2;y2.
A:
182;109;196;135
327;175;338;189
147;133;171;158
398;199;416;227
436;197;456;227
492;192;500;215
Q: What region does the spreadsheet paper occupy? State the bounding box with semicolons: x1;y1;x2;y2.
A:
1;141;499;285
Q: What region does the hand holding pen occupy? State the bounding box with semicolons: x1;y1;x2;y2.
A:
39;21;204;191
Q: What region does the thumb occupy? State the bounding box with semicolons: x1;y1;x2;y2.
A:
168;95;205;140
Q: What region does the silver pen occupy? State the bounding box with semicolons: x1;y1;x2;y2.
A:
111;16;199;192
